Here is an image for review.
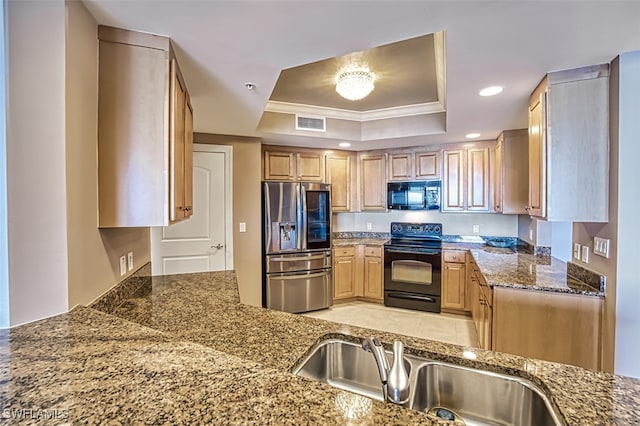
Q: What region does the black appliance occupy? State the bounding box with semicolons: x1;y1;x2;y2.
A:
387;181;441;210
384;222;442;313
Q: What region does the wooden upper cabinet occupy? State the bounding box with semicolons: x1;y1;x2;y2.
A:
528;89;546;218
467;147;490;211
528;64;609;222
415;151;440;179
325;153;355;212
264;151;295;181
442;144;491;212
296;152;324;181
442;149;465;211
97;26;193;227
494;129;529;214
388;153;413;181
359;154;387;211
263;148;323;182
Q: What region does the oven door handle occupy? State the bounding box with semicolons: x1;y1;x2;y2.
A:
385;248;441;255
386;292;437;303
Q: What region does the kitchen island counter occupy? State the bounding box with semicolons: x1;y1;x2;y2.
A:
3;270;638;424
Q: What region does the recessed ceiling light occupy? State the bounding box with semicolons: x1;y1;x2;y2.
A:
479;86;503;97
465;133;481;139
339;142;351;148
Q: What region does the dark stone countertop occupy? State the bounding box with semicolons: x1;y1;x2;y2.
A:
1;271;638;424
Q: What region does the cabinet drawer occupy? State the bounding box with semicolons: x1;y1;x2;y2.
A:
443;251;465;263
333;246;356;257
364;246;382;257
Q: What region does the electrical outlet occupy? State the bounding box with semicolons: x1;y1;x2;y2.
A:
593;237;610;258
366;223;372;230
239;222;246;233
581;246;590;263
127;251;134;271
119;256;127;276
529;229;534;241
573;243;581;260
472;224;480;233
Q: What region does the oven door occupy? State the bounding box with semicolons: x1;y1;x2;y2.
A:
384;247;441;297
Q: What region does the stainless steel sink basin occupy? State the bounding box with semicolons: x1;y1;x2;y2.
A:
292;338;415;401
293;338;565;426
411;361;564;426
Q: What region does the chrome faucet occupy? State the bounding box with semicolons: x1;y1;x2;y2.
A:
362;338;410;404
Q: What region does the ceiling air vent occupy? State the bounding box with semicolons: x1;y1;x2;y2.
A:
296;115;326;132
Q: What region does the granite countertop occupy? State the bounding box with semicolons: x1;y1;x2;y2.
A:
332;237;388;246
442;242;604;297
2;270;639;424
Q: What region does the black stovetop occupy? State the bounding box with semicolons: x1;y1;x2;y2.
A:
385;222;443;249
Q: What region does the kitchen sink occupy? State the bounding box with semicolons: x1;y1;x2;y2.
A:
410;361;565;426
293;338;565;426
292;338;416;401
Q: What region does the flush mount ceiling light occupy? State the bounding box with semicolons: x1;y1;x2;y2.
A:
465;133;481;139
479;86;503;97
335;65;375;101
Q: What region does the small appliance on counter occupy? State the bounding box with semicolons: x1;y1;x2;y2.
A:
383;222;443;313
262;182;332;314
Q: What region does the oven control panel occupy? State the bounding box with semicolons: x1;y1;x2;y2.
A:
390;222;442;237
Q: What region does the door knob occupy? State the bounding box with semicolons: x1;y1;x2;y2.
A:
211;244;224;250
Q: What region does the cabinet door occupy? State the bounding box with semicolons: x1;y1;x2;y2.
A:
442;262;466;310
415;151;440;179
264;151;296;181
494;138;503;213
334;255;356;299
297;152;324;182
442;150;465;211
325;154;353;212
528;92;547;218
360;154;387;211
388;153;413;181
467;147;490;211
170;59;187;223
183;96;194;218
363;247;383;301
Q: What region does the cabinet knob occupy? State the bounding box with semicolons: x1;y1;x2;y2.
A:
524;206;530;211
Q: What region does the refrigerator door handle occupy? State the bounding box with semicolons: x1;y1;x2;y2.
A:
272;271;329;280
270;254;329;262
299;184;307;251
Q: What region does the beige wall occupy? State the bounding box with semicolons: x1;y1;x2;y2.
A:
194;133;262;306
65;0;150;308
7;0;69;326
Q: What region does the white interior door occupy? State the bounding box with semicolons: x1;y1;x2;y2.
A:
151;145;233;275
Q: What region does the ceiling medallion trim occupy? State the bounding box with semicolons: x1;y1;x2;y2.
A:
264;100;445;122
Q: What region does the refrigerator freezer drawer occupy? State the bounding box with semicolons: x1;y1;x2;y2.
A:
266;269;332;313
266;251;332;273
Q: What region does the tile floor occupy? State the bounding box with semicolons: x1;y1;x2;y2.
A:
304;301;478;347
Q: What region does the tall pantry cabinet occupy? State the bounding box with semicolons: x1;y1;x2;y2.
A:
97;26;194;227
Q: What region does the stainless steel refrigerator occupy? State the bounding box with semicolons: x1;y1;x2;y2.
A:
262;182;332;313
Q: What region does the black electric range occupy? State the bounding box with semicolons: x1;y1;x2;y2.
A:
383;222;443;313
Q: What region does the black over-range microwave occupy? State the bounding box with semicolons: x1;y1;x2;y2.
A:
387;181;441;210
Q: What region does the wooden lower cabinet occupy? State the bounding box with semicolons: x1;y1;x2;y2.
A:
492;287;602;370
333;245;383;302
442;261;466;311
363;246;383;301
333;247;356;299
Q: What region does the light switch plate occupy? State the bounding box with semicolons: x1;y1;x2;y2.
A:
367;223;372;230
573;243;581;260
581;246;590;263
594;237;610;258
119;256;127;276
127;252;134;271
239;222;246;233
